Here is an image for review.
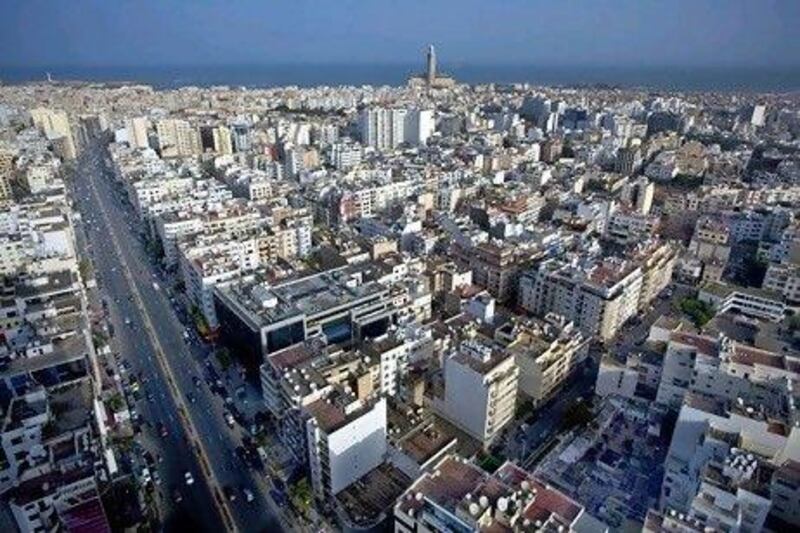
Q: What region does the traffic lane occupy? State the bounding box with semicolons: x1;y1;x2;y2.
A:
78;189;218;528
117;234;280;529
83;236;214;524
76;153;225;532
89;153;282;531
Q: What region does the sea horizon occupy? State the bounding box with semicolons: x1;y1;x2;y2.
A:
2;63;800;93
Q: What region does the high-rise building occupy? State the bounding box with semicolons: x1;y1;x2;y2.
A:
750;104;767;127
126;117;150;149
29;108;77;159
231;122;252;152
437;338;518;445
306;396;387;501
615;145;642;176
212;125;233;155
0;148;14;201
404;108;435;145
156;118;202;158
426;44;437;85
621;176;655;214
359;107;405;150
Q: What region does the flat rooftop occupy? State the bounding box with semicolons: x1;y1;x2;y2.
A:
336;463;411;529
216;264;388;328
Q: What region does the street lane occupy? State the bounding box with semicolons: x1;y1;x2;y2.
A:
77;142;288;532
72;145;229;532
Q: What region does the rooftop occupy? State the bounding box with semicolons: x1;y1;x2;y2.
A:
216;264;388;328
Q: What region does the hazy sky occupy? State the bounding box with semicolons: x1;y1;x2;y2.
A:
2;0;799;68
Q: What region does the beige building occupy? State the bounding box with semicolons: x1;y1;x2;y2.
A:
506;320;590;406
636;242;677;309
156;118;201;158
519;257;643;341
125;117;150;149
30;108;77;159
213;125;233;155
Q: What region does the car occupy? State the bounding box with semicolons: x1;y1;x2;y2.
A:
224;413;235;428
158;423;168;438
184;471;194;485
243;488;254;503
172;488;183;503
186;392;196;404
224;485;237;502
141;467;152;485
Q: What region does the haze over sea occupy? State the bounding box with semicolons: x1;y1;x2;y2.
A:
2;64;800;92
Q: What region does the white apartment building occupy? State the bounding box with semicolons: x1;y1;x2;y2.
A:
605;209;660;246
328;142;363;170
306;395;387;500
699;282;785;322
179;234;260;329
655;331;798;413
661;402;800;530
437;339;518;445
359;107;432;150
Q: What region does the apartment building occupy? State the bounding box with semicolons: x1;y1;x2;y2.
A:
699;282;786;322
655;331;798;414
763;262;800;304
660;399;800;530
519;257;644;341
503;319;591;406
394;456;608;533
306;394;387;501
436;338;518;445
156;118;202;158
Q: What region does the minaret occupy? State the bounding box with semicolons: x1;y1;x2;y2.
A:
426;44;437;85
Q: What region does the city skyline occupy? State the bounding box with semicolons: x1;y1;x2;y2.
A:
2;4;800;533
2;1;800;69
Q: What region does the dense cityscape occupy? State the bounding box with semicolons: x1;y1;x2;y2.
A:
2;27;800;533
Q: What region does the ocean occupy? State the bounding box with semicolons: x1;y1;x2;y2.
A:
2;64;799;92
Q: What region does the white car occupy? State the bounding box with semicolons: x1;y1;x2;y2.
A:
184;471;194;485
243;488;254;503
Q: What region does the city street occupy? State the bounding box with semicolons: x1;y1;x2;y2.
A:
71;142;287;532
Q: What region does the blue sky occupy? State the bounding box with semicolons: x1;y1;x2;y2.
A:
2;0;799;67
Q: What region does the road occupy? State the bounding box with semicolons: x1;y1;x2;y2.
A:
71;142;286;532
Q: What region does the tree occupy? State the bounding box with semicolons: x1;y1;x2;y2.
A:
289;477;313;516
678;297;715;327
215;347;232;370
78;258;93;281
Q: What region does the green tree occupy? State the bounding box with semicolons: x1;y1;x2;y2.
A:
678;297;715;327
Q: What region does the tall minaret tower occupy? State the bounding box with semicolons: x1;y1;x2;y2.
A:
426;44;437;85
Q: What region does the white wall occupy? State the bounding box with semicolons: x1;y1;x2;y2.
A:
328;398;387;495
